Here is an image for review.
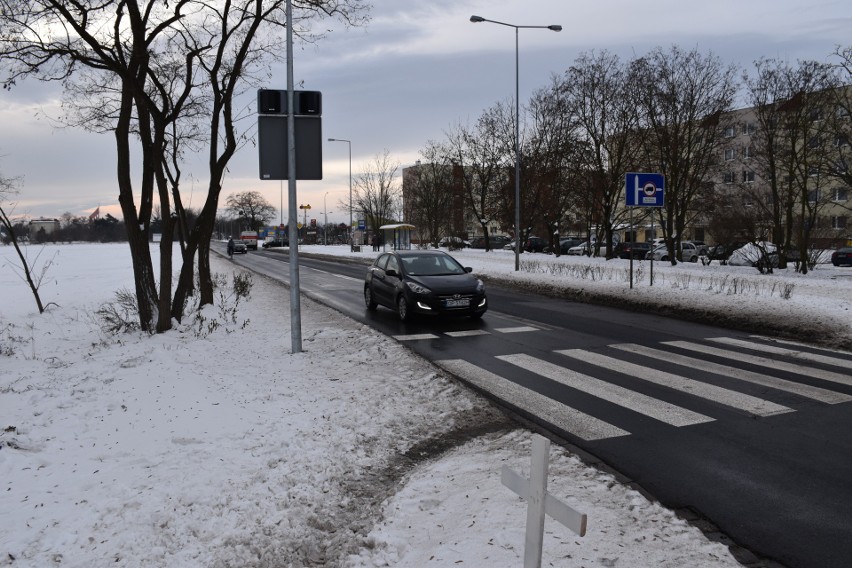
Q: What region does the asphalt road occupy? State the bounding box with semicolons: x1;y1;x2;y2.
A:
230;246;852;568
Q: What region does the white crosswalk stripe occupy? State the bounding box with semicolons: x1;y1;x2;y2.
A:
707;337;852;370
610;343;852;405
497;354;714;427
436;358;630;441
556;349;792;417
444;330;490;338
494;326;540;333
433;337;850;442
664;341;852;387
393;333;440;341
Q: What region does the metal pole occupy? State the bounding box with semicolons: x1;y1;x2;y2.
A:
469;16;561;271
285;0;302;353
324;192;328;245
514;27;521;272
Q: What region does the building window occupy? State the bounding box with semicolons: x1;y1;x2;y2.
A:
837;105;851;119
809;166;820;177
724;125;736;138
831;216;848;230
723;171;735;184
808;189;820;203
742;170;755;183
743;146;753;159
808;136;822;149
744;122;756;135
835;134;850;147
810;109;823;121
834;187;849;202
724;148;736;161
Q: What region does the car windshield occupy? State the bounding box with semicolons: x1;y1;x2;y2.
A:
402;254;466;276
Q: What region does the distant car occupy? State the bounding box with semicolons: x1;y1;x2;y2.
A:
613;242;652;260
470;235;511;249
728;242;778;267
364;250;487;321
523;236;547;253
231;240;248;254
831;247;852;267
503;240;517;251
262;239;287;248
438;236;471;249
645;242;701;262
546;238;584;255
567;242;591;256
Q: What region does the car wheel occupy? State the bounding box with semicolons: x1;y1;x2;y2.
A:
364;286;378;311
689;255;698;263
661;255;668;262
397;295;410;322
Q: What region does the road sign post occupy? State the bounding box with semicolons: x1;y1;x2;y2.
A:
625;173;665;287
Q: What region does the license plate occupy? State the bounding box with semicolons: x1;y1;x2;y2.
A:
445;298;470;308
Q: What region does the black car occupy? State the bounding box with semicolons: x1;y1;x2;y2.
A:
470;235;511;250
613;242;652;259
364;250;487;321
523;236;547;253
262;239;288;248
832;247;852;267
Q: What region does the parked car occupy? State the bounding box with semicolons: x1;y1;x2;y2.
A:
503;240;517;251
831;247;852;267
545;237;584;255
469;235;511;249
705;243;740;264
231;240;248;254
262;239;287;248
613;242;652;260
438;236;471;249
645;242;701;262
523;236;547;253
728;242;778;267
364;250;487;321
566;242;589;256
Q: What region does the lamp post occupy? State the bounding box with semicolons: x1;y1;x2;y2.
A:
470;15;561;271
327;138;353;251
323;191;331;245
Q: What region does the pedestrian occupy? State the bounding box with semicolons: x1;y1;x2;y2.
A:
227;237;235;259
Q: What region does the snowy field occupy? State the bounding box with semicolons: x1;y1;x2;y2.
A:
1;241;849;567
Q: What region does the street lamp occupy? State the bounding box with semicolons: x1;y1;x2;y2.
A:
328;138;353;251
470;15;561;271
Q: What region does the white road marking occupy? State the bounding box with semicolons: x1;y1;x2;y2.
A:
495;326;539;334
497;354;713;427
665;341;852;388
393;334;440;341
611;343;852;405
436;359;629;441
708;337;852;370
444;330;491;337
556;349;792;417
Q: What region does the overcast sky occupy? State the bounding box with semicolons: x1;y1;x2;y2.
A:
1;0;850;224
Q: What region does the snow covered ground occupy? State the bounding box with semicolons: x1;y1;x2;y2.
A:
1;242;849;567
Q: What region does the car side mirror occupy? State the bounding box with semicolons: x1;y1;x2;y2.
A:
385;268;398;277
464;267;473;273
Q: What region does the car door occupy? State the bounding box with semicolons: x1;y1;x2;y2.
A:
371;253;401;306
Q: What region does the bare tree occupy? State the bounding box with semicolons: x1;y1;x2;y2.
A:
0;170;53;313
353;150;401;236
744;58;842;273
631;46;739;264
0;0;368;332
226;191;277;232
556;50;640;257
443;117;509;250
403;144;456;247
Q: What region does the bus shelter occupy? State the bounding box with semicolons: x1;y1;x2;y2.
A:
379;223;415;251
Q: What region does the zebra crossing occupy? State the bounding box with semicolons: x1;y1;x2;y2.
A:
435;336;852;442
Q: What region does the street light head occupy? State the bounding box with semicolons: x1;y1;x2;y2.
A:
548;25;562;32
470;15;485;23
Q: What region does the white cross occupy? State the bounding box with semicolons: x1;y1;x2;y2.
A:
502;434;587;568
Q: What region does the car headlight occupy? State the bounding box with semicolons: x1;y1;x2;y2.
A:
476;279;485;294
405;281;432;295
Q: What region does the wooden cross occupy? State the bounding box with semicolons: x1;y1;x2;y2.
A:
501;434;587;568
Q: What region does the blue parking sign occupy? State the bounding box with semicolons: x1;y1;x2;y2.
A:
626;173;665;207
